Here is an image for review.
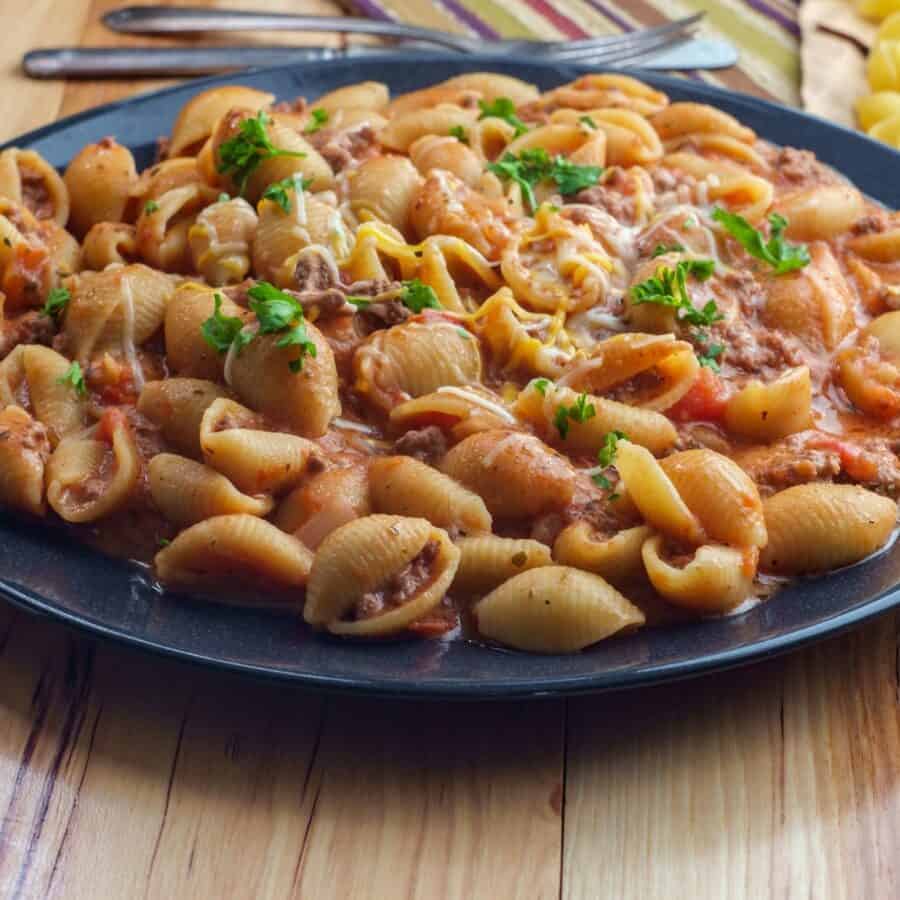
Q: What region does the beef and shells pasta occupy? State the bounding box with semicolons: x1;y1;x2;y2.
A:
1;71;898;653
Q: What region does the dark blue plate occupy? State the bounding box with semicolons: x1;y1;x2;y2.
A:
3;54;900;698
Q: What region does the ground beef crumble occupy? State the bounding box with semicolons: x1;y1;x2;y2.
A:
352;539;440;621
393;427;448;466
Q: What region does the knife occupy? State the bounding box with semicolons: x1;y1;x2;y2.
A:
22;40;738;79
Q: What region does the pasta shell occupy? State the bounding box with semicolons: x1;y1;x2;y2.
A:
166;281;237;380
313;81;389;115
155;514;312;605
274;464;371;548
552;109;660;167
200;398;319;495
474;566;645;653
149;453;273;526
369;455;491;534
0;148;69;225
760;484;897;574
380;105;478;153
0;405;50;515
188;197;257;285
304;514;460;636
22;346;88;444
553;521;652;584
837;312;900;420
389;385;518;440
348;155;422;234
724;366;813;440
504;124;606;168
408;135;483;186
46;412;141;523
651;102;755;144
772;185;865;241
354;320;482;413
137;378;228;459
534;74;668;117
131;158;205;205
63;139;137;236
641;535;756;613
847;223;900;262
453;535;552;595
440;72;538;105
82;222;138;270
440;429;576;518
660;449;767;549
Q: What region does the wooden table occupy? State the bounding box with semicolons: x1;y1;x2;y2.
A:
1;2;899;897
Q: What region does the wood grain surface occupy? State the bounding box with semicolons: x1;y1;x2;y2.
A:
1;2;898;897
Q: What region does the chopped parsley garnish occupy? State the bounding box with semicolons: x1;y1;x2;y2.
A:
682;214;698;230
579;115;597;129
456;327;472;341
217;192;231;203
346;296;371;309
696;341;725;372
41;286;70;322
554;392;595;440
158;537;170;548
399;279;440;313
56;361;87;398
246;281;317;373
477;97;528;137
592;429;627;495
449;124;468;144
532;378;551;397
144;200;159;214
201;293;249;354
304;107;329;134
651;242;685;258
631;259;721;329
487;148;603;212
261;174;314;213
712;207;810;275
217;110;306;195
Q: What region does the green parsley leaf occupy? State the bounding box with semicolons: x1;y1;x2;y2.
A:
201;293;247;354
682;214;698;230
56;361;87;398
278;323;318;372
158;537;171;548
712;207;810;275
217;192;231;203
697;342;725;372
41;286;70;322
631;259;722;329
477;97;528;137
579;115;597;129
399;279;440;313
532;378;551;397
456;327;472;341
346;296;371;309
554;392;596;440
449;124;468;144
597;430;627;469
261;174;314;213
217;110;306;195
304;108;329;134
651;242;685;258
144;200;159;214
246;281;316;372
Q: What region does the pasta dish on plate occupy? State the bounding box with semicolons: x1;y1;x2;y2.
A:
0;71;897;654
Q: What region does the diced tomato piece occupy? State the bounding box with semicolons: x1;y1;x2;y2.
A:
407;607;459;638
807;433;880;482
96;406;127;444
667;368;728;423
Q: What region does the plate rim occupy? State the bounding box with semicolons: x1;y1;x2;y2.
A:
3;51;900;699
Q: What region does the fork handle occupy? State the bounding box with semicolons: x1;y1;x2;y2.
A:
103;5;473;51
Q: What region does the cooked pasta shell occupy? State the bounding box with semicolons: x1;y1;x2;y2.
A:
440;72;538;105
137;378;228;459
551;109;661;167
131;158;205;207
168;85;275;158
63;139;137;237
21;346;88;444
46;412;141;523
149;453;273;525
200;398;318;494
440;429;576;519
651;102;755;144
513;380;677;456
348;155;422;234
354;320;482;413
82;222;138;270
164;283;246;380
0;148;69;225
847;223;900;262
453;535;552;595
389;385;518;439
0;345;26;407
380;105;477;152
553;521;652;584
772;185;865;241
724;366;813;441
504;124;607;168
0;405;50;515
641;535;756;613
274;464;371;548
659;449;767;549
615;441;705;546
534;74;667;117
312;81;389;115
188;196;257;285
369;455;491;534
408;135;483;186
304;514;460;636
760;484;897;575
155;514;312;604
474;566;645;653
836;311;900;420
226;323;340;437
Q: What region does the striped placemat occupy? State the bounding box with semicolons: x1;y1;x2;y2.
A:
344;0;801;106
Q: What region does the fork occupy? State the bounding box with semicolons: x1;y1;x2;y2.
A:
102;5;704;58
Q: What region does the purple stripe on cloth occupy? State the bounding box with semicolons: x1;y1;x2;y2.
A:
742;0;801;37
578;0;636;33
432;0;500;38
343;0;396;22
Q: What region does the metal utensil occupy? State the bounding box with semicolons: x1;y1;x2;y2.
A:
102;5;704;57
22;39;737;80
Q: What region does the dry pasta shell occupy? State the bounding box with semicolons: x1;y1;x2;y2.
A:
475;566;645;653
453;535;552;595
760;484;897;575
369;455;491;534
